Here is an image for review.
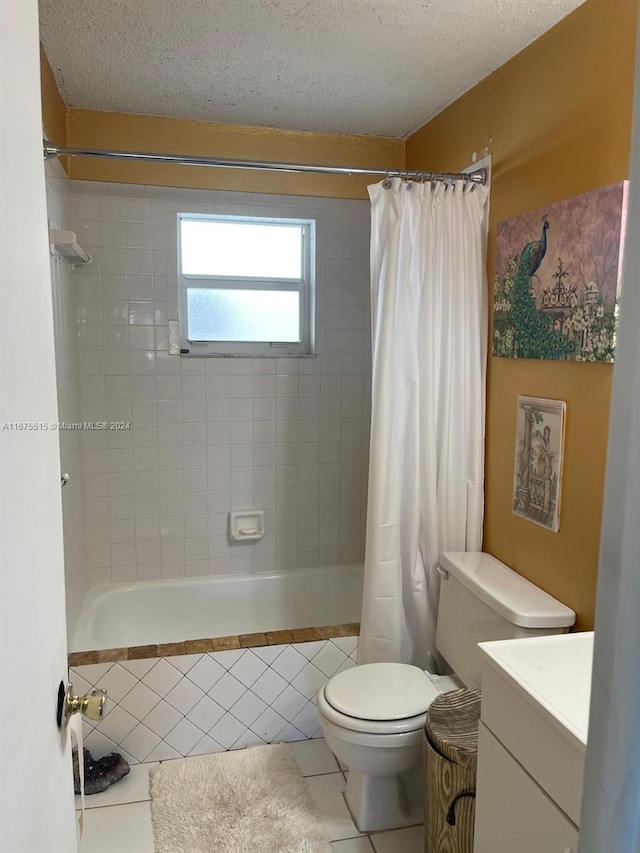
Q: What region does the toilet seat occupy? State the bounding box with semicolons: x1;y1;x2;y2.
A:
318;662;441;735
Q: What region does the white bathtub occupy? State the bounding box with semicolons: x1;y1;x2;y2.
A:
72;564;364;651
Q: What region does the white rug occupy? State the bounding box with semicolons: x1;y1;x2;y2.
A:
149;744;332;853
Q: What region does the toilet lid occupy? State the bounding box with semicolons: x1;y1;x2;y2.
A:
324;663;438;721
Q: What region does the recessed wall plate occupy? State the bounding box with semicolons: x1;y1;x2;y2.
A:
229;510;265;541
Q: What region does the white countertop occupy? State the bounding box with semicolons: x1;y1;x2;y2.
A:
478;632;594;750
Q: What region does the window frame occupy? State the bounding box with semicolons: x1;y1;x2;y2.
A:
177;212;315;356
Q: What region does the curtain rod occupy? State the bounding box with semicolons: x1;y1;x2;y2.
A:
42;140;487;186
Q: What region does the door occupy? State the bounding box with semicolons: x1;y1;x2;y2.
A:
0;1;77;850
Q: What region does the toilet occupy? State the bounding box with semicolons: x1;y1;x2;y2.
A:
316;551;576;832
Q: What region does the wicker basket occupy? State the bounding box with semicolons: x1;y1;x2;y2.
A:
424;688;481;853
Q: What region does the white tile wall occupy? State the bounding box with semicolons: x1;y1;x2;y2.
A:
69;181;372;584
72;639;358;761
46;161;86;638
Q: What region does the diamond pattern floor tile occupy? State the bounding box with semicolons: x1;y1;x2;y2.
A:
251;707;289;741
271;646;308;680
188;734;225;756
185;655;226;692
119;723;161;762
251;667;289;704
72;663;113;686
228;649;268;687
84;729;118;760
98;665;138;703
252;643;288;664
164;678;205;715
119;682;161;720
208;672;247;710
141;659;183;697
163;717;202;754
98;705;138;744
292;662;327;700
230;691;268;727
185;694;225;732
209;713;246;749
141;700;182;738
144;742;182;762
165;653;202;674
310;642;348;677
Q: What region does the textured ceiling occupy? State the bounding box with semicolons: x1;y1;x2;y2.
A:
39;0;586;139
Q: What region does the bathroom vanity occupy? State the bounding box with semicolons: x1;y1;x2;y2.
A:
473;632;594;853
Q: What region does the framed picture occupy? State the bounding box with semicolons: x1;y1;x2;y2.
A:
513;396;566;532
493;182;628;362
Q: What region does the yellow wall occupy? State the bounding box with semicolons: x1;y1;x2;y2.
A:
40;45;66;146
63;110;404;200
406;0;638;630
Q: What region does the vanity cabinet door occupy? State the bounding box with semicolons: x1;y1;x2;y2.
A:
474;724;579;853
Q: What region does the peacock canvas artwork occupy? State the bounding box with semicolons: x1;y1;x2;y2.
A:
493;182;629;362
513;396;566;533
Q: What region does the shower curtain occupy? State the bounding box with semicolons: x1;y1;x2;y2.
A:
359;178;489;669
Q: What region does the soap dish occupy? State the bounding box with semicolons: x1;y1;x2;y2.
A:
229;510;265;541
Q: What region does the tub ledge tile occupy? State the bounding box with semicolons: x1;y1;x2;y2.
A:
266;630;294;645
184;638;214;654
211;636;241;651
157;642;186;657
291;627;322;643
68;651;100;667
127;644;159;660
239;633;268;648
97;648;129;663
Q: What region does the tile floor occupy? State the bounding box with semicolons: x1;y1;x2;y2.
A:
76;739;424;853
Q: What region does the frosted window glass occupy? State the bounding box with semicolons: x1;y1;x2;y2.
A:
181;219;302;278
187;288;300;342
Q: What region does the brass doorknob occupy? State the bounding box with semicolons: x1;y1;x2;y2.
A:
62;684;107;726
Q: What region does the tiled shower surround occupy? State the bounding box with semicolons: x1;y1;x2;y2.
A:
71;636;358;762
46;161;86;637
69;181;372;585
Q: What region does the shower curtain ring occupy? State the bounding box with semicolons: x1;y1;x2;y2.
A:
382;173;392;189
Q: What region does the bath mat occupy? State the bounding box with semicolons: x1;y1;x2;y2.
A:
149;743;331;853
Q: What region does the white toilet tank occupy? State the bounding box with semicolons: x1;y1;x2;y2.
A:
435;552;576;690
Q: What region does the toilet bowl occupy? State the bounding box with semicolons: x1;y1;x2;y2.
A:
316;551;577;833
316;662;458;831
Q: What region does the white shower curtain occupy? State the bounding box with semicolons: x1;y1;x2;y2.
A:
359;178;489;669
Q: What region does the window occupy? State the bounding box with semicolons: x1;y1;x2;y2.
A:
178;214;315;356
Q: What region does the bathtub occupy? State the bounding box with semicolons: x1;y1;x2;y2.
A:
70;564;363;760
72;563;364;652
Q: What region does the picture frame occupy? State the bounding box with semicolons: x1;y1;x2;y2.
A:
513;396;566;532
493;182;628;362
